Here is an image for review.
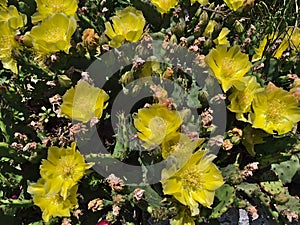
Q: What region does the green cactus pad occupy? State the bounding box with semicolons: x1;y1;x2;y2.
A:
210;184;235;219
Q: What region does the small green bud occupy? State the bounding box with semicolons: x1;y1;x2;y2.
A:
234;20;244;33
170;34;178;44
58;75;72;88
199;11;208;25
147;206;153;214
120;71;134;86
203;39;213;49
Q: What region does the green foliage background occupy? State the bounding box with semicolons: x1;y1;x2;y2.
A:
0;0;300;224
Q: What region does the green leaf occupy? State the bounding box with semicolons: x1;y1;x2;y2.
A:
211;184;235;219
271;155;299;184
138;185;163;208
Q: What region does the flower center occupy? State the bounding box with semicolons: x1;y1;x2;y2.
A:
49;193;63;205
221;57;235;77
73;95;94;112
61;159;74;177
180;166;202;190
149;116;167;136
44;27;65;42
266;98;284;122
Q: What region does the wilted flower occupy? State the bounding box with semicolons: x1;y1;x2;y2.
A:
31;0;78;23
24;13;77;54
228;76;264;121
0;5;27;29
60;81;109;123
150;0;178;14
82;28;100;48
161;150;224;216
205;45;252;92
133;188;145;201
0;22;19;73
106;174;125;191
213;27;230;46
223;0;244;11
88;198;104;212
28;179;78;222
133;104;182;149
39;142;94;199
62;218;72;225
251;83;300;135
222;139;233;151
201;108;213;128
105;6;145;48
112;205;121;216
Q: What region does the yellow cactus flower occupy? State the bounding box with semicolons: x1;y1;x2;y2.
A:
161;132;204;159
23;13;77;54
105;6;145;48
150;0;178;14
170;206;195;225
228;76;264;121
161;150;224;216
60;81;109;123
205;45;252;92
252;32;280;62
133;104;182;149
274;27;300;59
0;0;7;9
191;0;209;5
39;142;94;199
252;35;269;62
223;0;244;11
28;179;78;222
252;28;300;61
251;83;300;135
31;0;78;23
203;20;217;38
0;22;18;73
213;27;230;46
0;5;27;29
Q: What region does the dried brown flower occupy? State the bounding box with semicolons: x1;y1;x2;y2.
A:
201;108;213;128
61;218;72;225
222;139;233;151
106;174;125;191
88;198;104;212
82;28;100;48
133;188;145;201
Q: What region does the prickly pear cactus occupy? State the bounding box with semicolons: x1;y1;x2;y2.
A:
221;164;243;185
112;112;140;160
210;184;235;219
271;155;300;184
